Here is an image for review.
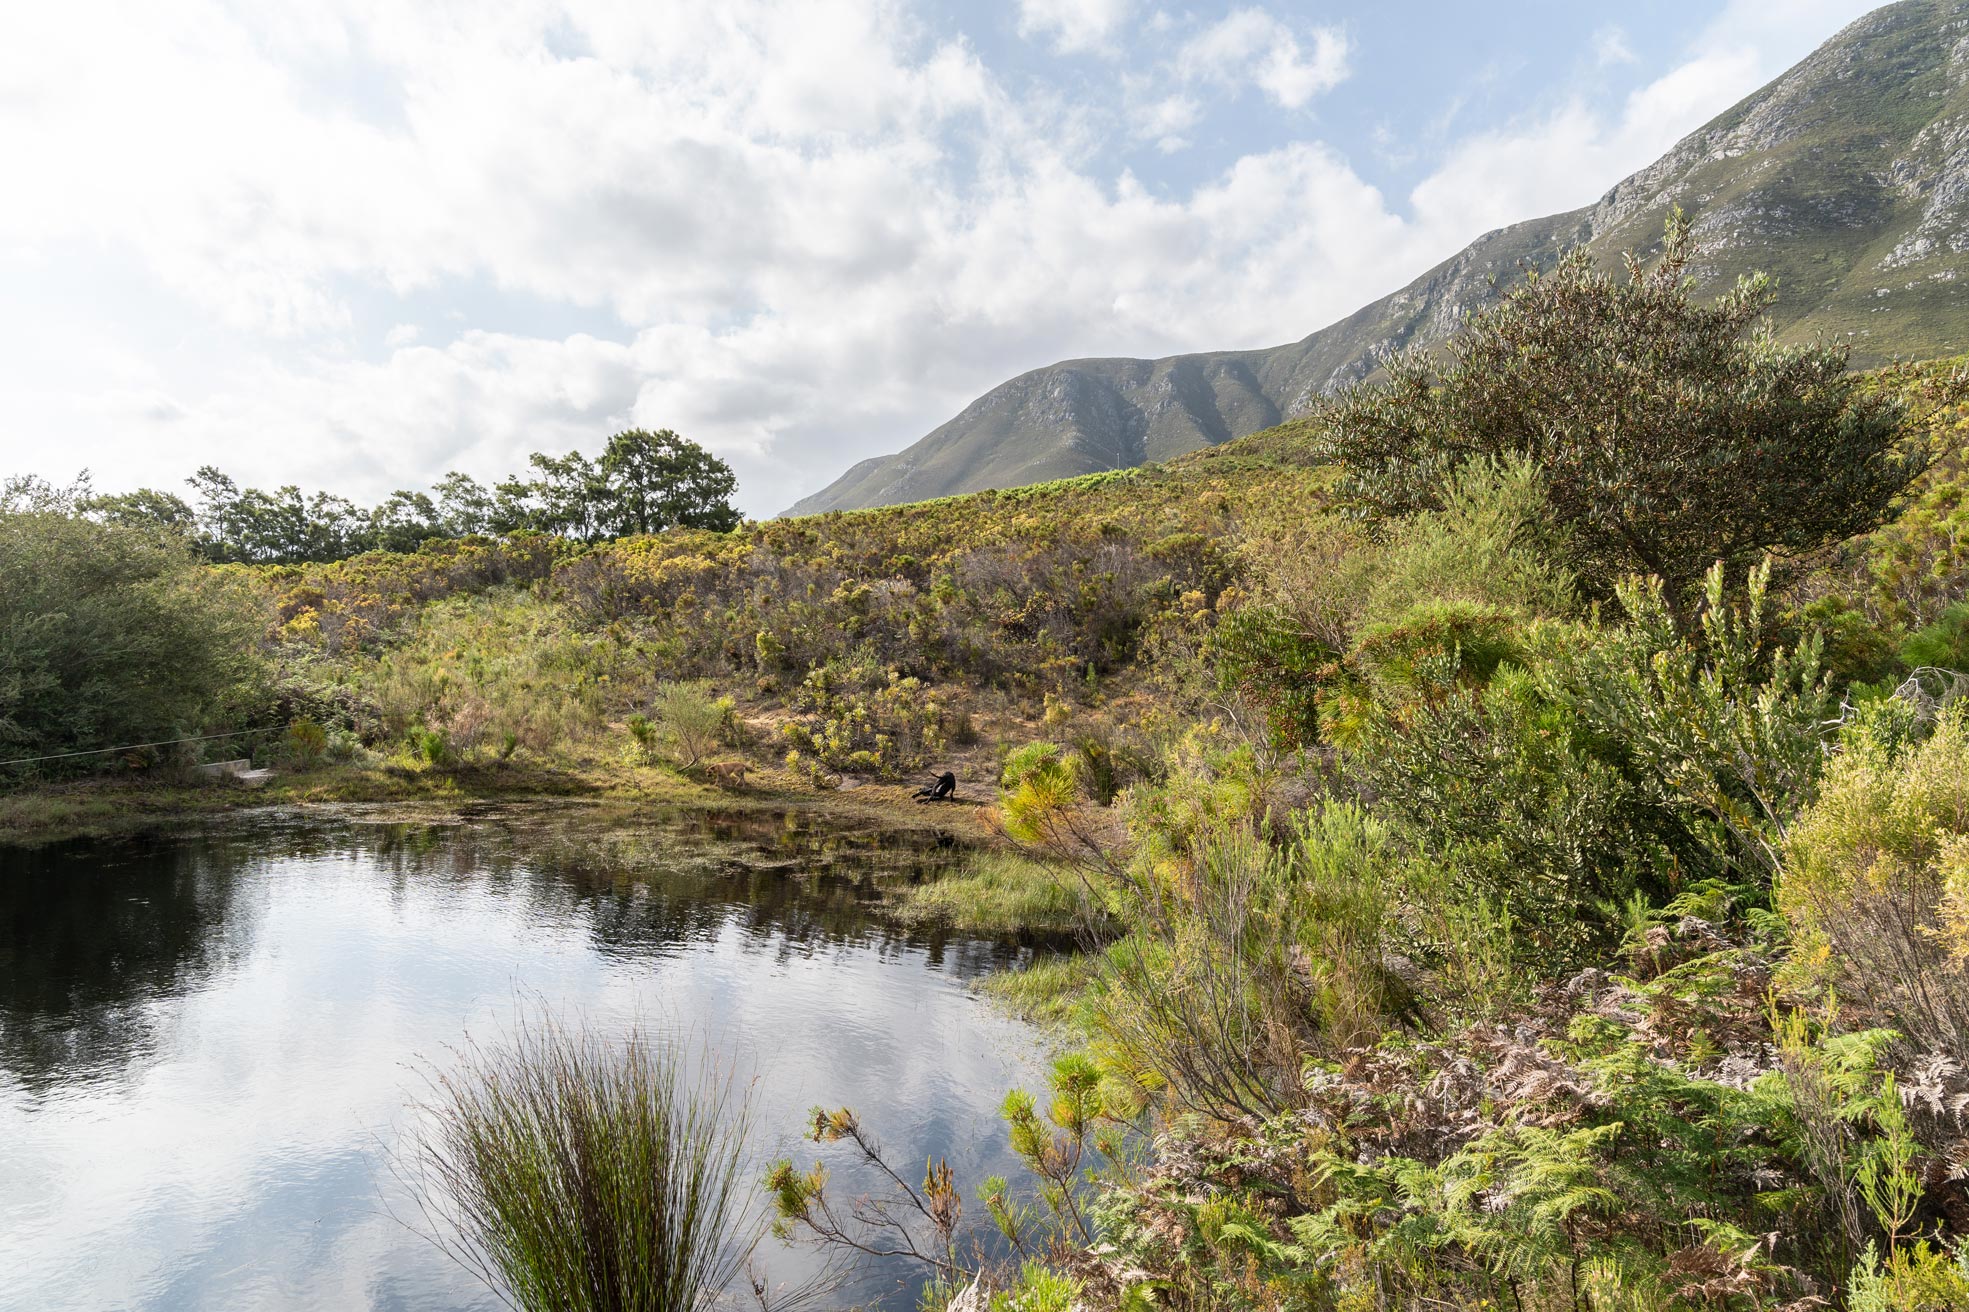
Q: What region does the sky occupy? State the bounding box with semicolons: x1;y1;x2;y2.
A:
0;0;1886;517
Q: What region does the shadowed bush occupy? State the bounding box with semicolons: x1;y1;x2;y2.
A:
405;1016;760;1312
0;489;265;764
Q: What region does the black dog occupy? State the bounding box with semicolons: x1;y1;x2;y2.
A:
912;771;957;802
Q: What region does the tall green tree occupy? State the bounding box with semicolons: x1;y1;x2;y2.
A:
527;450;608;541
186;466;244;561
433;472;494;537
83;488;197;537
368;489;441;554
598;429;740;535
303;491;365;560
1317;212;1952;602
230;485;311;563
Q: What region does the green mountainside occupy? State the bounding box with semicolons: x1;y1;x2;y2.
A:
788;0;1969;516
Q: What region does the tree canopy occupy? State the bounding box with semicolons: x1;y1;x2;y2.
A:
73;429;742;565
0;476;262;759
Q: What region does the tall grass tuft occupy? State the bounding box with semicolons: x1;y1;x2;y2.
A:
405;1015;760;1312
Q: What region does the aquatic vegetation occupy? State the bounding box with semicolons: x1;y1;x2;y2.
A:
403;1014;760;1312
888;851;1092;936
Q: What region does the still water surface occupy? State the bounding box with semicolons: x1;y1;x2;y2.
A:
0;806;1049;1311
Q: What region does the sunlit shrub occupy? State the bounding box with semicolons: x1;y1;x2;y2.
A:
1780;702;1969;1052
1092;805;1409;1120
643;681;734;770
1359;454;1577;629
780;656;950;778
1898;600;1969;673
281;717;328;768
365;593;614;764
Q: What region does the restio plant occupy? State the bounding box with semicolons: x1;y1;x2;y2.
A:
404;1015;760;1312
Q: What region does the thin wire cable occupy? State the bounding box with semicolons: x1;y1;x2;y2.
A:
0;726;277;769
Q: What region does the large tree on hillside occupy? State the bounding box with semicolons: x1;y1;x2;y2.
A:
83;487;198;536
525;449;612;541
599;429;740;535
1318;212;1956;603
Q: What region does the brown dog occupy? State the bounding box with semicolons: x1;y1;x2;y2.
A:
705;761;749;789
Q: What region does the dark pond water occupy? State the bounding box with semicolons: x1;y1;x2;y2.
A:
0;805;1051;1311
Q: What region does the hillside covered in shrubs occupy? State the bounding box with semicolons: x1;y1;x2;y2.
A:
9;221;1969;1309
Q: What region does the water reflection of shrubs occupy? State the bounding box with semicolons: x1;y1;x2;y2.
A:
0;812;1025;1096
0;834;245;1088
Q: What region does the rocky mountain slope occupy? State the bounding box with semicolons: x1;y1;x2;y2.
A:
788;0;1969;516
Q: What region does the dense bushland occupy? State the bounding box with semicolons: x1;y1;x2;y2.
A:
13;224;1969;1311
1317;211;1939;606
762;232;1969;1312
239;455;1310;779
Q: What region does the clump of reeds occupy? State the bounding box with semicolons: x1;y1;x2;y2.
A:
405;1014;759;1312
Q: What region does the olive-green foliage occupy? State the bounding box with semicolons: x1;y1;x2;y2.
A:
0;505;263;762
267;533;568;653
1215;459;1576;751
1343;648;1661;967
1547;561;1835;881
1346;563;1833;968
280;717;330;767
641;680;737;770
1091;804;1410;1120
780;655;950;778
891;852;1090;936
1780;702;1969;1052
1896;600;1969;674
1848;1241;1969;1312
1812;359;1969;633
987;1262;1078;1312
1358;454;1578;629
1209;606;1332;751
1320;213;1938;603
550;460;1274;701
998;743;1083;844
365;593;622;765
1794;594;1903;689
1346;598;1526;706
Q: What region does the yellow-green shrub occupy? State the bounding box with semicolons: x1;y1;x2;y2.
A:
779;656;951;778
1780;703;1969;1051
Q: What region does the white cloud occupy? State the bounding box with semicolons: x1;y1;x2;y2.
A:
0;0;1887;515
1176;9;1351;109
1016;0;1134;54
1138;93;1202;152
1593;25;1639;68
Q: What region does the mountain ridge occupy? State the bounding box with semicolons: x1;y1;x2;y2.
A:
787;0;1969;517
